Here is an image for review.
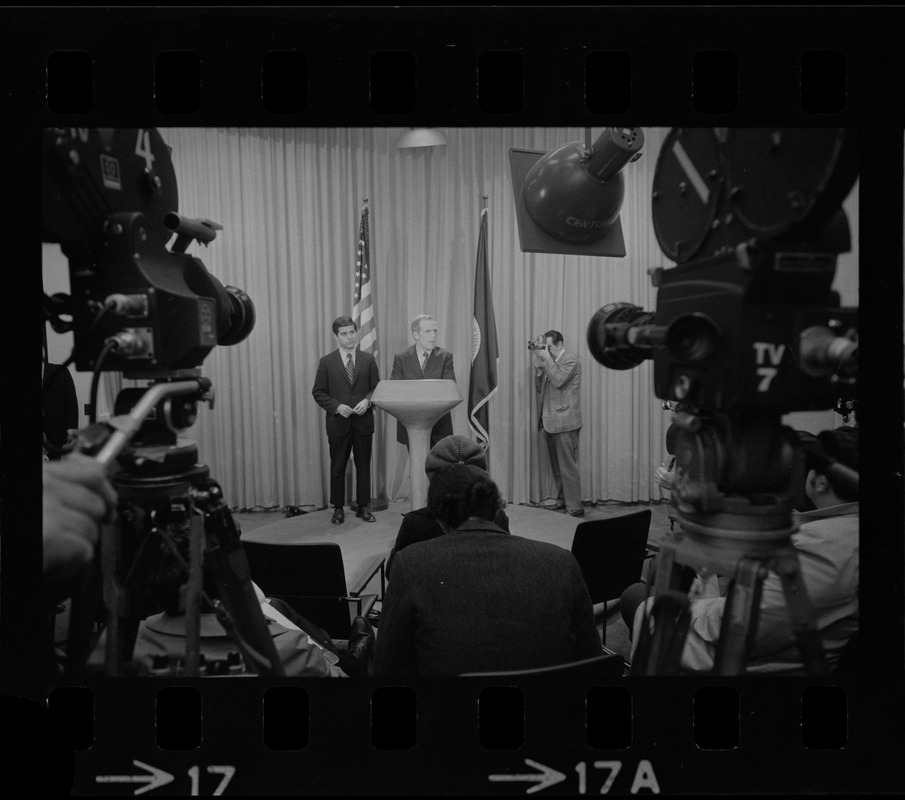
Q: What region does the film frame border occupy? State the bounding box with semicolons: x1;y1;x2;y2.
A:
3;5;903;796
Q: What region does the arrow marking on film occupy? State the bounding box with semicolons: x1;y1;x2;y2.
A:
489;759;567;794
96;760;175;795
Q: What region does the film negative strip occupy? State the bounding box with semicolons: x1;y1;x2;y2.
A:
3;5;904;796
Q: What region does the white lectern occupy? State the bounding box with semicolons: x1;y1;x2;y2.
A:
370;379;462;511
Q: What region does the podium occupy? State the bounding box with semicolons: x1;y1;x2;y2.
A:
370;379;463;511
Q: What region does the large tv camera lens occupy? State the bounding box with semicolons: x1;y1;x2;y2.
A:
587;302;658;370
219;285;256;346
666;314;721;362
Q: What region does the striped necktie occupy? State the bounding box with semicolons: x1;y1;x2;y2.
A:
346;352;355;383
421;351;428;375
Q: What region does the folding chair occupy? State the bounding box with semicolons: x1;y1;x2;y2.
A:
241;541;378;639
570;509;655;646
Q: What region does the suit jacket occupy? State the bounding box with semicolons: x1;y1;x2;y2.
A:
373;519;602;676
42;362;79;453
535;349;582;434
312;348;380;439
390;344;456;445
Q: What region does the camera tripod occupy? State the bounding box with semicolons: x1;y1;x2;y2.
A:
631;416;829;677
64;379;286;678
632;524;828;676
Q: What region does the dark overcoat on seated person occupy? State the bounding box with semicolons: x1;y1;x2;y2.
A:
385;505;510;577
373;519;602;676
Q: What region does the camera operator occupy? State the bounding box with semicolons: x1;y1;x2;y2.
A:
533;330;584;516
625;426;859;675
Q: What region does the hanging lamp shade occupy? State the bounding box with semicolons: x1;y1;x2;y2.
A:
397;128;448;148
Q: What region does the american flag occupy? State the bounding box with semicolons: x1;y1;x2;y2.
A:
352;203;378;356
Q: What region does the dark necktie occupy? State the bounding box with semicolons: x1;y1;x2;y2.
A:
421;351;428;375
346;352;355;383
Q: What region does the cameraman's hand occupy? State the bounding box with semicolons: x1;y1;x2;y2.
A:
337;404;354;418
352;400;370;415
43;454;117;585
654;464;675;491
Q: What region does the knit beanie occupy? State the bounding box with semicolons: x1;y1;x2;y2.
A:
424;435;488;478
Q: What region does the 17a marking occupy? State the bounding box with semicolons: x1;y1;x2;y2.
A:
575;760;660;794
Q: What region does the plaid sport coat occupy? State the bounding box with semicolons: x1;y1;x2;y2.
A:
535;349;582;434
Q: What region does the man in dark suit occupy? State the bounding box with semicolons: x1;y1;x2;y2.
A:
390;314;457;448
312;316;380;525
42;358;79;460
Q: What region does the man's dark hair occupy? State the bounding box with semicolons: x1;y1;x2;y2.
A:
544;330;564;346
332;316;356;335
428;464;503;529
806;426;859;501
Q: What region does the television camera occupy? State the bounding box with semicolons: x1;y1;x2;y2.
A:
43;127;283;677
585;128;859;674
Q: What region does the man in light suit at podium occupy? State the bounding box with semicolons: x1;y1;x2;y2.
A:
312;316;380;525
390;314;456;448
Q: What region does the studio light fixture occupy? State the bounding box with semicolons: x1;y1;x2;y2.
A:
397;128;448;148
509;127;644;256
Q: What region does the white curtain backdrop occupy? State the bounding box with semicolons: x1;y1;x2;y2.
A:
147;127;857;511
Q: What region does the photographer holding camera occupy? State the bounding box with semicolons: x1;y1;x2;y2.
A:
532;330;584;517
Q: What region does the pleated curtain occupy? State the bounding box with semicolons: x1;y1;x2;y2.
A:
154;127;855;511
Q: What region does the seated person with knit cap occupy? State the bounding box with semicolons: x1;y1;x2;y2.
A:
624;426;859;675
386;434;510;577
100;523;375;677
374;464;602;676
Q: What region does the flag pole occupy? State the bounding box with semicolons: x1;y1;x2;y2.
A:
467;192;499;455
350;196;388;512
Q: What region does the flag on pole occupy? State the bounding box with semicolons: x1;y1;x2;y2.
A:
352;199;387;509
468;206;499;446
352;202;378;358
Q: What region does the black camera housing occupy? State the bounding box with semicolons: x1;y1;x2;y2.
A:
43;128;254;375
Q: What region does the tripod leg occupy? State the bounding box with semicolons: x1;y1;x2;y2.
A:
632;543;691;675
775;550;828;676
631;591;690;676
713;558;766;676
182;509;206;677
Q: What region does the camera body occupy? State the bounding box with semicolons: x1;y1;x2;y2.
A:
649;244;857;414
586;128;859;537
43;128;254;376
527;337;547;351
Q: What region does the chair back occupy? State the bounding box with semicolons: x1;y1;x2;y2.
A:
570;509;652;605
461;653;625;679
241;541;354;636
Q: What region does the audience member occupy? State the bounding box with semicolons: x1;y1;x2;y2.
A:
386;435;509;576
374;464;602;676
624;426;859;674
